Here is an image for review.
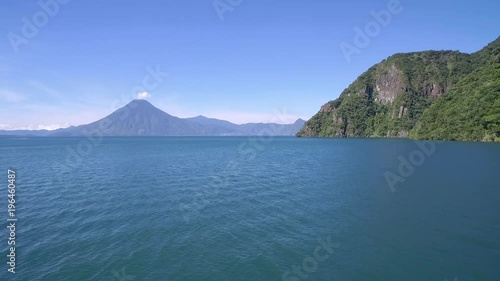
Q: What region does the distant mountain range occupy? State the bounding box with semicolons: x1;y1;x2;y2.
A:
0;99;305;137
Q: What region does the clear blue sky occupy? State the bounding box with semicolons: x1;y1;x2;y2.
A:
0;0;499;129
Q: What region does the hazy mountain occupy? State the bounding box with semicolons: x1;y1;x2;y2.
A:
185;115;306;136
237;118;306;136
183;115;240;135
0;99;304;137
51;99;200;136
0;130;52;137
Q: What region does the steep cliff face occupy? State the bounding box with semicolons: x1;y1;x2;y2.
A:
297;39;499;139
374;64;403;104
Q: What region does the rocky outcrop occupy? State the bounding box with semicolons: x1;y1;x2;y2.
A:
375;64;403;104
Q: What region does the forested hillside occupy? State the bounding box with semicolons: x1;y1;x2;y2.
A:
298;37;500;142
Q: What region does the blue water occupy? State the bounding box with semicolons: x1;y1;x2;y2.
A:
0;137;499;281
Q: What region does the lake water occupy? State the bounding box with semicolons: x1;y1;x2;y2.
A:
1;137;499;281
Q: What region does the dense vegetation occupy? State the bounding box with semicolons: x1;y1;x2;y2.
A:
411;59;500;141
298;37;500;142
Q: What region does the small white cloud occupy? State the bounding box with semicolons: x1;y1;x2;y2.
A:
4;124;66;131
37;124;65;131
137;92;151;100
0;90;25;102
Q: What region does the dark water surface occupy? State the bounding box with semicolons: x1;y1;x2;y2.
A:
0;137;499;281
